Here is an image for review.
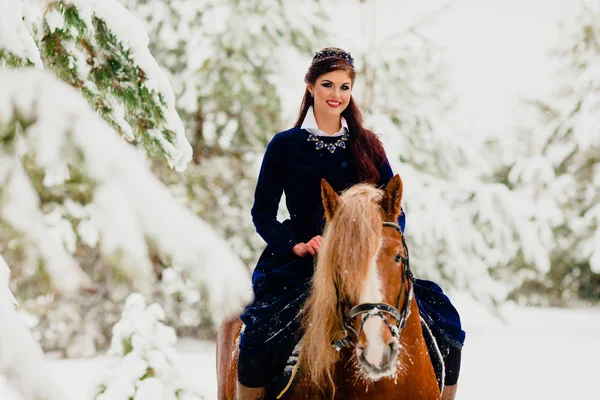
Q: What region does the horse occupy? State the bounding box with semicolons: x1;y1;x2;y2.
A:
217;175;440;399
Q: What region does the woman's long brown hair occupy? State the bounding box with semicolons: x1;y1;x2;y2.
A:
293;51;387;184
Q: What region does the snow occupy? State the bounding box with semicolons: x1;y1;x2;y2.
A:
0;0;43;67
45;7;66;34
2;0;192;170
0;157;94;296
86;0;192;172
1;0;599;398
0;305;596;399
0;256;85;400
96;293;201;400
458;304;600;399
0;69;252;321
0;256;17;309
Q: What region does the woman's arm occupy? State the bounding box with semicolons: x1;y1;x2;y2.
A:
378;157;406;233
251;135;301;257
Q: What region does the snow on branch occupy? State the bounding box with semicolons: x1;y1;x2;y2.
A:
0;69;252;324
0;156;95;296
68;0;193;171
0;0;42;67
1;0;192;171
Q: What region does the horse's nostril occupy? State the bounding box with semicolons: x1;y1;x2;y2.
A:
381;342;398;368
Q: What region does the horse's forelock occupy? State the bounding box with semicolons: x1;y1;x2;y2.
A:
301;184;384;391
330;185;383;299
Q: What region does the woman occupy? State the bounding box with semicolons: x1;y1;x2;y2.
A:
237;47;465;400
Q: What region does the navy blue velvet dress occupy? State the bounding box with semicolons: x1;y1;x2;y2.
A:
239;127;465;355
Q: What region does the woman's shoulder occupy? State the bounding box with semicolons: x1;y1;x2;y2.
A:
266;126;306;152
271;126;305;142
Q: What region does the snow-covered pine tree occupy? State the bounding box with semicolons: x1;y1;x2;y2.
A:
504;2;600;304
345;1;549;304
0;0;251;354
120;0;326;264
95;293;201;400
15;0;192;169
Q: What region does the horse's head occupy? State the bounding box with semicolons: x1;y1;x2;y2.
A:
302;175;413;387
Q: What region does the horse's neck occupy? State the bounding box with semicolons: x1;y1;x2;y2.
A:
398;297;429;359
401;297;426;347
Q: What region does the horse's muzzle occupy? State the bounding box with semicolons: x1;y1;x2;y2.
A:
356;340;399;379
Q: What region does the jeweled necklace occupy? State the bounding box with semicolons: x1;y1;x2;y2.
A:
307;132;350;154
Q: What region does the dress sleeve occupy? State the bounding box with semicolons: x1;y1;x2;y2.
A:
378;157;406;234
251;135;301;257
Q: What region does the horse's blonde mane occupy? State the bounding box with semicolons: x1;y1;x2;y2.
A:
300;184;384;393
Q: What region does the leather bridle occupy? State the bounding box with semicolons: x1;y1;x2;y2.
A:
332;221;414;351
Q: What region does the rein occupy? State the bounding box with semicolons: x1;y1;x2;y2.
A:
332;221;415;351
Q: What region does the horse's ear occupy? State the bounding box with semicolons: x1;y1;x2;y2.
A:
321;179;340;222
381;174;403;221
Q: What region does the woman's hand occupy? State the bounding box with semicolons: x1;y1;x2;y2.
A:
292;235;323;257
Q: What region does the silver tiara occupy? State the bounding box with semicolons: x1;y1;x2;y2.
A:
312;49;354;68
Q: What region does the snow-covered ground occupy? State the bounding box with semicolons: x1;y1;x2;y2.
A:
458;303;599;399
3;304;596;399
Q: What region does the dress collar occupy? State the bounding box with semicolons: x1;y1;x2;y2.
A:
301;106;349;137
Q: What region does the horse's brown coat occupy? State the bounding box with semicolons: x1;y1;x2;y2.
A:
216;316;242;400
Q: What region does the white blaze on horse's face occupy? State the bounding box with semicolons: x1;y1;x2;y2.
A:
355;241;399;379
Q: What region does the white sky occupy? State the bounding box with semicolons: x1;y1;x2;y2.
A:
280;0;580;139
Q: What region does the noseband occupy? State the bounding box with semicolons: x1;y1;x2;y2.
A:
332;221;414;351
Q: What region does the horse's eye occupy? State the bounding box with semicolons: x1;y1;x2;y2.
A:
395;254;401;263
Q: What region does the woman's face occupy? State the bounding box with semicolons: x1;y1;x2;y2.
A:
308;69;353;118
